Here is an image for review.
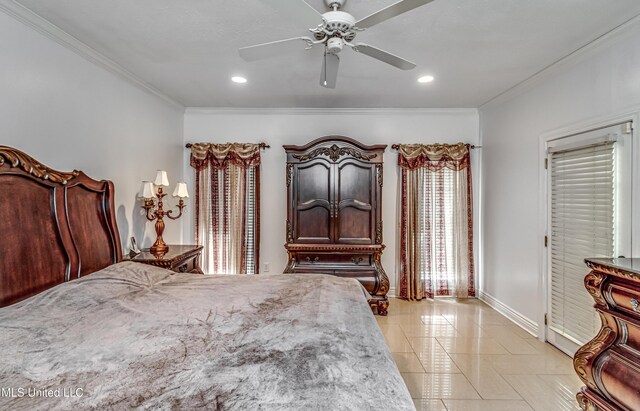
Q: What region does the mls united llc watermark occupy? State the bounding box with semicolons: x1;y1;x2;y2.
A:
1;387;84;398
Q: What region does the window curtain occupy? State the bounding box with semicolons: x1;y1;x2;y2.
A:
398;143;475;299
189;143;260;275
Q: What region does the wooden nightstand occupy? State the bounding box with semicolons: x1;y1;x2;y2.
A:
128;244;204;274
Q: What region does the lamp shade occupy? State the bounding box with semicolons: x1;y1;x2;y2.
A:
154;170;169;187
173;182;189;198
140;181;156;199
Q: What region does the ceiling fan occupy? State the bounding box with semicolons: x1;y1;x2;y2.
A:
238;0;435;88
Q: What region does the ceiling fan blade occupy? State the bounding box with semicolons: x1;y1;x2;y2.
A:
320;50;339;89
353;43;416;70
258;0;324;29
239;37;314;61
355;0;435;29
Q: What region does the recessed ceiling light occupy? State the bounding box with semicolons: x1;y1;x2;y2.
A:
418;75;434;83
231;76;247;84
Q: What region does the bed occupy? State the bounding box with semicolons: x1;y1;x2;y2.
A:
0;146;413;410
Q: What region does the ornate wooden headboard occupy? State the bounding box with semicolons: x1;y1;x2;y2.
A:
0;146;122;307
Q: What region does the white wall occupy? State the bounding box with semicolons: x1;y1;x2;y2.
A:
0;10;185;250
479;18;640;335
183;109;479;294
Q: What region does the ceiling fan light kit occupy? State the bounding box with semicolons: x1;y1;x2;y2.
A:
326;37;344;54
239;0;434;88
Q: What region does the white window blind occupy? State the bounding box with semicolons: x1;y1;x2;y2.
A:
549;141;615;345
414;167;468;295
245;168;256;274
416;168;457;285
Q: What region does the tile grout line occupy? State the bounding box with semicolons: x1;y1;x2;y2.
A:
434;338;485;401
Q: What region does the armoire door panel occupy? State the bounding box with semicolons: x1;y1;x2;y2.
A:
296;206;332;242
336;161;373;205
294;160;333;243
337;206;372;243
335;161;375;243
297;161;331;203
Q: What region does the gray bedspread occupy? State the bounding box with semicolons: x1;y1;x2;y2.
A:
0;262;413;410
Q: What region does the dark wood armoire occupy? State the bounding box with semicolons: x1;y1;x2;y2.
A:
283;136;389;315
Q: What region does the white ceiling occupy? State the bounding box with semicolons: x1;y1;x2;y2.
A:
12;0;640;108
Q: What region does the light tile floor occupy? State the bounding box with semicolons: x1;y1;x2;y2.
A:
376;298;583;411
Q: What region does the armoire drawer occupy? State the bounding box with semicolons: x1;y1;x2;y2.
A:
297;253;372;267
335;271;377;292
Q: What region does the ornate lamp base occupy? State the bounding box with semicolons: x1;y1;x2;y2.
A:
142;186;185;259
150;240;169;256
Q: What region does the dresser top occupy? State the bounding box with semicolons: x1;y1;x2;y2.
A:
585;257;640;278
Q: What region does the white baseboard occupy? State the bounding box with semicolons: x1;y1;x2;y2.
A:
479;290;538;337
388;287;396;298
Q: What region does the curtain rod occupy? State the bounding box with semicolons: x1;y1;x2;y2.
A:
185;143;270;149
390;144;481;150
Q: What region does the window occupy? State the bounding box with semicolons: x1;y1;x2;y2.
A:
189;143;261;275
398;143;475;300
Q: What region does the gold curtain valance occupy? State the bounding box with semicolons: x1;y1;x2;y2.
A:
397;143;470;170
190;143;261;170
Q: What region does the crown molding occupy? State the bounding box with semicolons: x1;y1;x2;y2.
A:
480;12;640;110
185;107;479;116
0;0;184;110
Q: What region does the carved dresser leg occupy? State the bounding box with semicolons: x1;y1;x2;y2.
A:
577;390;601;411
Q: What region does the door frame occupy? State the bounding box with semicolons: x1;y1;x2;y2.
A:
538;110;640;351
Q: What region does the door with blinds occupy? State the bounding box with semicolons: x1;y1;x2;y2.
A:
546;122;632;356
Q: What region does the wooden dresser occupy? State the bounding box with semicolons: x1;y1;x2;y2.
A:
283;136;390;315
575;258;640;410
